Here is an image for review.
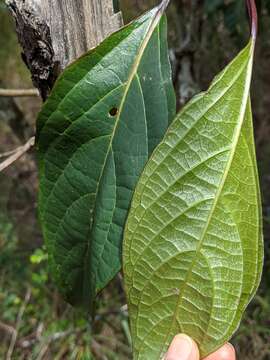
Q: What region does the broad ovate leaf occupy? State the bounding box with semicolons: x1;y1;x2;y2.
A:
36;1;175;310
123;39;263;358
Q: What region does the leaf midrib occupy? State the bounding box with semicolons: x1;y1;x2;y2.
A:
81;8;166;298
153;47;254;359
130;148;230;272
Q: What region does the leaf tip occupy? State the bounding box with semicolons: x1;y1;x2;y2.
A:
246;0;258;41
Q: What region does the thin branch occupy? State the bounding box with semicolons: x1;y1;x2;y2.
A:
0;148;23;159
0;137;35;173
6;288;31;360
0;88;39;97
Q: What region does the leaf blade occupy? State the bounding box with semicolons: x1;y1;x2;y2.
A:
37;4;175;309
123;40;263;359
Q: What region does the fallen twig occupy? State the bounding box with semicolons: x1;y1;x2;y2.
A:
19;326;87;351
36;343;50;360
0;137;35;173
0;148;24;159
6;287;31;360
0;88;39;97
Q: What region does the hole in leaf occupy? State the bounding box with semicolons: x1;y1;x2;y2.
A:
109;107;118;117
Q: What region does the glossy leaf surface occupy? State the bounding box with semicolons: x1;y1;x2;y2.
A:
123;40;263;359
36;3;175;309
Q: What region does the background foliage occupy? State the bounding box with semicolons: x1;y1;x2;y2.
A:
0;0;269;359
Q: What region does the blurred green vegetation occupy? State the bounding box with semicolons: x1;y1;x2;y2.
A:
0;217;130;359
0;0;31;86
0;0;270;359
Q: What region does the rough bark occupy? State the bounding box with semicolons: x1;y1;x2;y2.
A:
6;0;123;100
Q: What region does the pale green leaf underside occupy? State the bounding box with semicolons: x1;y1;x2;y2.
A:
36;6;175;309
123;41;263;359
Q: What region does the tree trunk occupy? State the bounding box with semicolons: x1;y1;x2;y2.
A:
6;0;123;100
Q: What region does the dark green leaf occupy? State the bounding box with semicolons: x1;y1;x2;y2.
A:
36;3;175;310
123;40;263;359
